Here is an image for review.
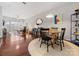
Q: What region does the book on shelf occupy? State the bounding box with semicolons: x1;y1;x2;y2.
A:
74;32;79;35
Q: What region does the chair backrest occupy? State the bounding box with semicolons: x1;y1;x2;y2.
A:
60;28;66;40
40;28;49;30
40;31;46;38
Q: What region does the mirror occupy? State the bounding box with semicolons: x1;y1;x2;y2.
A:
36;18;43;25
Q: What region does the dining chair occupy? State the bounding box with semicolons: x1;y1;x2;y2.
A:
40;31;52;52
38;27;49;41
56;28;66;51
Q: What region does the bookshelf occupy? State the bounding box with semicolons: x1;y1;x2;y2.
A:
70;12;79;45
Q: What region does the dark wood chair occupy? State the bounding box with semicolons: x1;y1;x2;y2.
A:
40;31;52;52
22;26;26;40
3;28;7;46
56;28;66;51
38;27;49;41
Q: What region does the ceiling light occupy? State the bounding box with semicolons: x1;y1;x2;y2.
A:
22;2;27;5
46;14;54;18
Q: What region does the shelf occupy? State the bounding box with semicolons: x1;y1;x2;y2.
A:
72;40;79;42
72;27;79;28
74;32;79;36
71;13;79;40
72;20;79;22
72;34;79;36
72;13;79;15
72;34;79;35
71;33;79;36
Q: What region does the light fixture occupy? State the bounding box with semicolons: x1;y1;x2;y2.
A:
22;2;27;5
46;14;54;18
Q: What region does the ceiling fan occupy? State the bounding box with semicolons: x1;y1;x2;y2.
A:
22;2;27;5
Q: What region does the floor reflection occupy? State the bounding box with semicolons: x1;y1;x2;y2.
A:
0;32;32;56
16;45;20;49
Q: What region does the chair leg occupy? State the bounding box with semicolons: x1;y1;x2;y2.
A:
47;41;49;52
39;37;41;41
60;42;62;51
40;40;42;48
51;41;54;48
62;40;64;47
60;40;62;51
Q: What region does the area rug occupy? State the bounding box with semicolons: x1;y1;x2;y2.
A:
28;38;79;56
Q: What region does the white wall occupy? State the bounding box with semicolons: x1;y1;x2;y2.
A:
25;3;79;41
0;6;2;38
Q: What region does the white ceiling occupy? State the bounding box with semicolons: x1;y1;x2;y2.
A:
0;2;69;19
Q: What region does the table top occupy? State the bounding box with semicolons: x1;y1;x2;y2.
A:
42;30;60;34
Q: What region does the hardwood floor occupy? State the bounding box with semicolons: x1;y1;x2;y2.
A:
0;32;33;56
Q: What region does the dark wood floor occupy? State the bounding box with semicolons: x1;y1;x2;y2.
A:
0;33;33;56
